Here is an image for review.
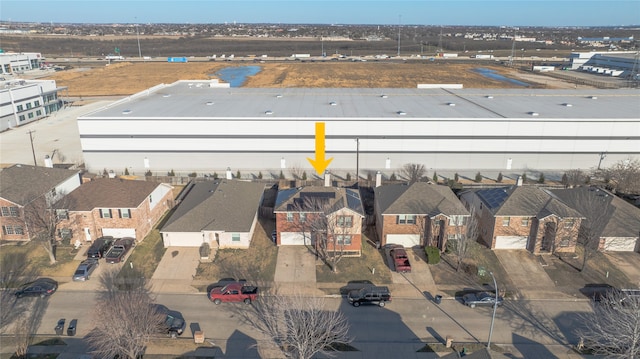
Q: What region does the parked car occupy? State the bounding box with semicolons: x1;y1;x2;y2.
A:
72;258;99;281
86;236;114;259
208;282;258;304
105;237;135;264
206;278;246;293
347;285;391;307
462;291;503;308
389;245;411;273
15;278;58;298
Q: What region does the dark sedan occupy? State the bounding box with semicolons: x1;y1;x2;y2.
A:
462;291;503;308
15;278;58;298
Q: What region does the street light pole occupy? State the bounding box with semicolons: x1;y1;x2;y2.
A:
355;137;360;188
135;17;142;59
487;271;498;349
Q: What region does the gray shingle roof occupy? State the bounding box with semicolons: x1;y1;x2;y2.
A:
550;187;640;238
477;186;582;219
63;178;163;210
274;186;364;216
375;182;469;217
0;164;80;205
161;180;265;232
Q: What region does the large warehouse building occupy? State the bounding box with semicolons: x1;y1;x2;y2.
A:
77;81;639;176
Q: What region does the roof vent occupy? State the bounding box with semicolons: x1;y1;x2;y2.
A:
448;102;456;107
397;110;407;115
563;103;573;107
528;111;539;116
206;101;214;106
329;101;337;106
264;110;273;115
122;109;132;114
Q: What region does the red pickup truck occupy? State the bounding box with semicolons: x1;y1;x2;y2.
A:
208;282;258;304
390;246;412;273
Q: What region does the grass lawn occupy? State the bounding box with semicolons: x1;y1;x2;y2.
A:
316;237;392;285
193;218;278;286
0;241;78;278
119;229;166;280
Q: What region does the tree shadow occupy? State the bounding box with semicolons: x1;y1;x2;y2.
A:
512;332;558;359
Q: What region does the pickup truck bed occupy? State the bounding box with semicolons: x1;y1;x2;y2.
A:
390;246;411;273
209;282;258;304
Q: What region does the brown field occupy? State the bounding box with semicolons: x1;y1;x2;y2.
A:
41;61;575;97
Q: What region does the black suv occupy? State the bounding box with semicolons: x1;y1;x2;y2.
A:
347;285;391;307
87;236;114;259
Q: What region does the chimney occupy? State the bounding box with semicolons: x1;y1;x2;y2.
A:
324;171;331;187
108;170;116;178
516;175;523;186
376;171;382;187
44;155;53;168
226;167;232;180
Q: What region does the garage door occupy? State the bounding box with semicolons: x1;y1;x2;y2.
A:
495;236;528;249
280;232;311;246
102;228;136;239
386;234;420;248
604;237;638;252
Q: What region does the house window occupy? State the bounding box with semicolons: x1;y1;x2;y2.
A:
14;226;24;235
286;212;294;222
19;115;25;122
559;237;571;247
521;218;529;226
17;105;23;111
337;235;352;245
449;216;466;226
397;215;416;225
563;219;575;229
2;225;14;235
119;209;131;218
1;207;19;217
480;202;483;210
100;209;112;218
35;100;40;106
299;213;306;223
26;103;32;109
149;195;153;204
36;110;42;116
56;209;69;220
58;228;72;240
502;217;510;226
232;233;240;242
337;216;353;227
28;112;34;119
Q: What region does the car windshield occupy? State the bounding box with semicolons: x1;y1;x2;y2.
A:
74;269;85;275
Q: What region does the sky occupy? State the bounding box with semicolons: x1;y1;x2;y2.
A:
1;0;639;27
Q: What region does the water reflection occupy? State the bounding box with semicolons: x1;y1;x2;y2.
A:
473;68;530;87
213;66;261;87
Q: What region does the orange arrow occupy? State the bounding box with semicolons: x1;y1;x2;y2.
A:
307;122;333;175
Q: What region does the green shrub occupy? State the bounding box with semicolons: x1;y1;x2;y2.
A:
425;246;440;264
124;168;130;175
236;170;241;179
537;173;545;183
213;172;219;179
258;171;263;179
188;172;197;178
168;169;175;176
302;171;307;180
390;172;397;181
279;170;285;179
145;170;152;177
475;171;482;183
497;172;503;183
432;172;438;182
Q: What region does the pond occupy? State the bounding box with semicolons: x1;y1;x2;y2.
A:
213;66;261;87
473;68;530;87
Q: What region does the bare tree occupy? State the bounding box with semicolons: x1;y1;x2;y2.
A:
400;163;426;184
604;158;640;195
241;290;352;359
563;169;587;187
290;197;355;273
0;252;38;329
12;297;48;359
86;268;164;359
288;164;305;180
22;194;70;265
576;290;640;358
449;210;478;272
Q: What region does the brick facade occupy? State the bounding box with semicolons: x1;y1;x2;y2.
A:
0;198;29;241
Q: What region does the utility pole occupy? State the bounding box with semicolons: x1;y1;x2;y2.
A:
487;271;498;349
27;130;37;166
135;17;142;59
397;15;401;57
355;137;360;188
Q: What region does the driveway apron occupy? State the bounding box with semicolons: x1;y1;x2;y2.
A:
150;247;201;293
494;250;565;299
273;246;320;295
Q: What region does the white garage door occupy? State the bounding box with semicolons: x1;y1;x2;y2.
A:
386;234;420;248
161;232;206;247
280;232;311;246
495;236;528;249
102;228;136;239
604;237;638;252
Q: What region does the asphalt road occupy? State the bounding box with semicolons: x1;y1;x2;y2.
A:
31;290;593;357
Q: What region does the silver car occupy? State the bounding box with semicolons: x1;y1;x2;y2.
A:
462;291;503;308
72;259;99;281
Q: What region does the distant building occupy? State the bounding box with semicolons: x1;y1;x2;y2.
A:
0;52;44;74
0;78;66;131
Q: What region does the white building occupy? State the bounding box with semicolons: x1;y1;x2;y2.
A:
0;79;66;131
77;81;640;176
0;52;44;74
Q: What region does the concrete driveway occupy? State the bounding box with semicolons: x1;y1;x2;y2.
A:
150;247;201;293
494;250;565;299
273;246;320;295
